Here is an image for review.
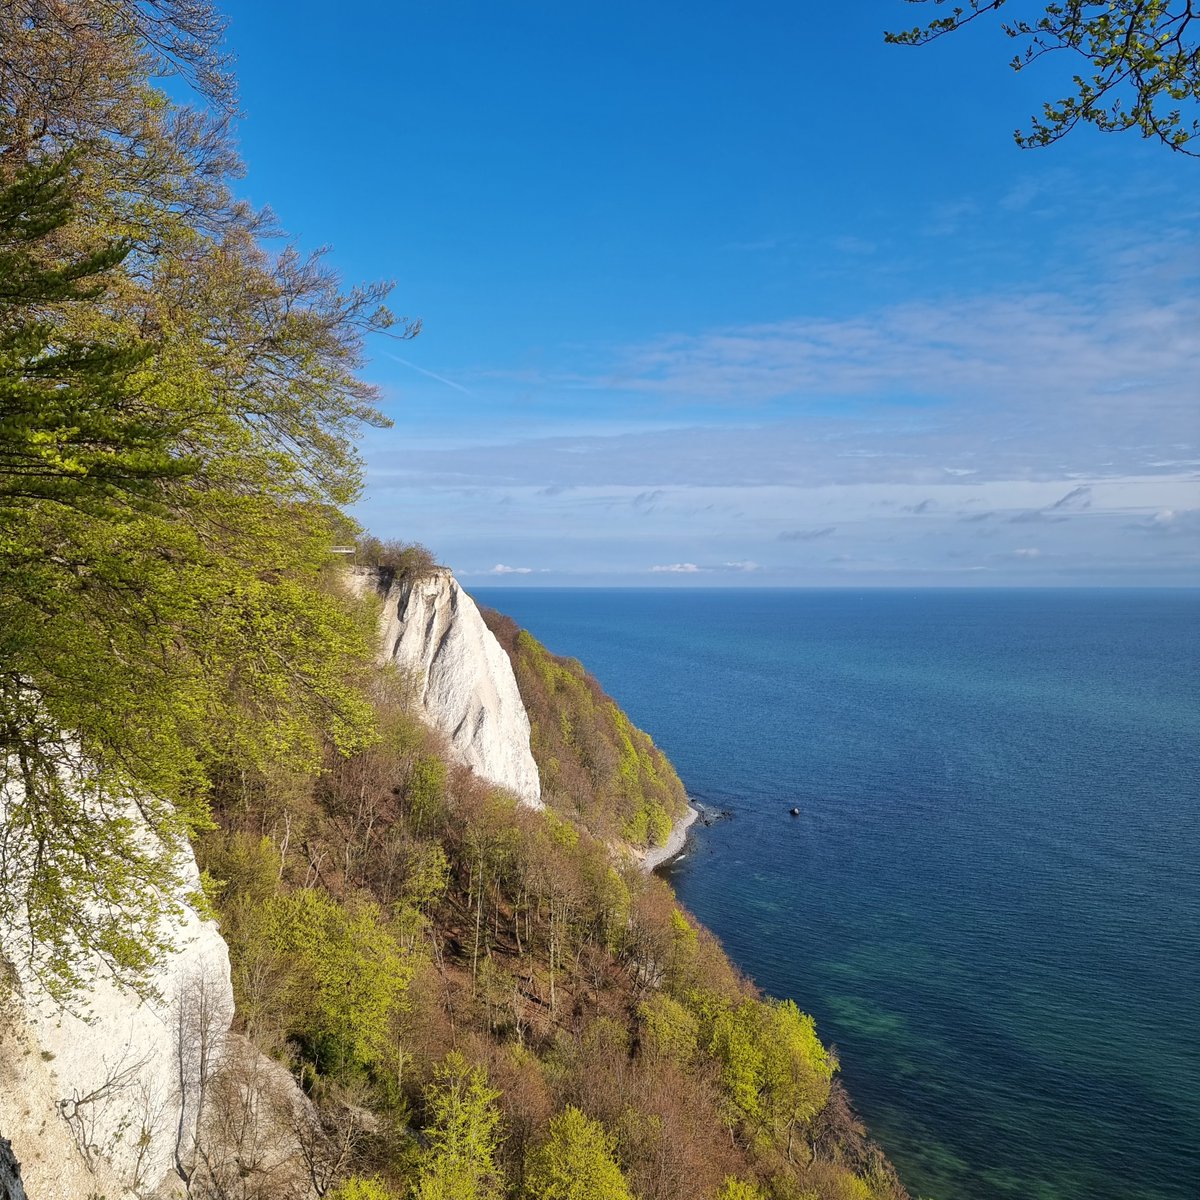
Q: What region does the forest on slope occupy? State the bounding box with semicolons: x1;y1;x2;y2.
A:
195;626;909;1200
1;4;907;1197
482;608;688;851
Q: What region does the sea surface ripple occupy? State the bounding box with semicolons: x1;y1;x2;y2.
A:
474;587;1200;1200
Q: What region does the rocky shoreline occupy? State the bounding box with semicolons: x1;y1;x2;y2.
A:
642;802;700;871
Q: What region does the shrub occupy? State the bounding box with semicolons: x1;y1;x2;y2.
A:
357;537;438;577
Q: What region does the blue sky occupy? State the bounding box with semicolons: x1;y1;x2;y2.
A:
221;0;1198;585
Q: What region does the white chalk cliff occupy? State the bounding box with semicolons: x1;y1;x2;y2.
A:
0;837;233;1198
0;564;542;1196
350;566;542;809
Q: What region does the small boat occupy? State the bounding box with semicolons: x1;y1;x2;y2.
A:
789;806;801;816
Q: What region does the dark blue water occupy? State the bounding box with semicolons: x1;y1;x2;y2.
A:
474;588;1200;1200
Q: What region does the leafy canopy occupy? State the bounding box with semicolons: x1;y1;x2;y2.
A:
0;1;416;1001
414;1052;505;1200
523;1106;633;1200
243;889;411;1078
886;1;1200;154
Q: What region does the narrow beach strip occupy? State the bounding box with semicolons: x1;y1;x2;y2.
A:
642;803;700;872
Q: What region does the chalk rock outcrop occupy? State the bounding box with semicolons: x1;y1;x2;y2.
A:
350;567;542;808
0;841;232;1198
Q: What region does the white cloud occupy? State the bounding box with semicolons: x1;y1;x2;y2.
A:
1127;508;1200;535
357;221;1198;586
605;291;1199;413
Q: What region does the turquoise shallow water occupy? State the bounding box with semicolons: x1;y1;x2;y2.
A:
474;588;1200;1200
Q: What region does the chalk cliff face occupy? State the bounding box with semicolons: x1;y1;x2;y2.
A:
350;567;543;809
0;564;541;1195
0;831;233;1198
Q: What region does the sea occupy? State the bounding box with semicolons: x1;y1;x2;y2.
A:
473;587;1200;1200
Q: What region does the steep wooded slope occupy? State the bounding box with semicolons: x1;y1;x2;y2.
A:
482;609;687;849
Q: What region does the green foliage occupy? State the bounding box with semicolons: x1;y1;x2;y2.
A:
710;1000;769;1122
0;488;379;999
232;888;411;1079
327;1178;402;1200
716;1179;768;1200
414;1052;505;1200
482;611;688;848
203;833;280;909
0;156;184;513
638;992;699;1066
0;2;411;1001
759;1000;835;1141
392;840;450;945
543;807;580;851
188;868;224;921
406;755;450;833
886;0;1200;154
707;996;834;1151
523;1106;633;1200
355;537;438;576
400;841;451;911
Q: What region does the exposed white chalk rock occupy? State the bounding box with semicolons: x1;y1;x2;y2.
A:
1;774;233;1196
349;567;543;808
0;562;541;1195
0;1008;132;1199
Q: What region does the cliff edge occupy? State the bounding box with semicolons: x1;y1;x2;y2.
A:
349;566;543;809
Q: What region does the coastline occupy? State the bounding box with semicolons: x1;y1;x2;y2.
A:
642;802;700;872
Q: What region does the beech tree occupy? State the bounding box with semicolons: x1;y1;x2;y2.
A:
246;890;411;1079
413;1053;505;1200
706;997;834;1159
758;1000;835;1163
522;1107;633;1200
715;1181;767;1200
886;1;1200;154
0;1;417;1002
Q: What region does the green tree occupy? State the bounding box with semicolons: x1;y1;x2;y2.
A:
405;756;450;834
327;1178;402;1200
707;997;834;1159
886;1;1200;153
758;999;834;1162
523;1107;633;1200
638;992;699;1066
709;1000;768;1124
233;889;411;1079
0;156;186;512
413;1052;504;1200
0;2;417;1002
715;1180;767;1200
